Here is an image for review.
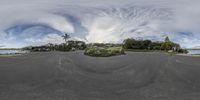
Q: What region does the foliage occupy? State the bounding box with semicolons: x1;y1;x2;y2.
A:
51;41;86;51
123;38;153;50
123;37;187;53
62;33;70;42
57;43;71;51
23;40;86;52
84;47;125;57
160;41;174;51
177;49;189;54
87;43;122;48
165;36;170;42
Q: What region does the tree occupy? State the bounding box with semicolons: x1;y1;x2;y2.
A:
150;42;162;50
62;33;70;43
123;38;136;49
122;37;185;53
165;36;170;42
161;41;173;51
142;40;152;49
162;36;180;51
48;43;55;51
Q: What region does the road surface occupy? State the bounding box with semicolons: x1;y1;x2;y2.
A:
0;51;200;100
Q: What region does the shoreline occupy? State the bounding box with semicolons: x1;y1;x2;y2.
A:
176;53;200;57
0;54;22;57
1;51;200;58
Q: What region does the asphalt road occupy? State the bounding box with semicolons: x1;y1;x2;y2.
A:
0;51;200;100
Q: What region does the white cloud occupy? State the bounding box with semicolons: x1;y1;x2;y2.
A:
24;34;85;47
36;14;74;33
24;34;64;46
0;0;200;48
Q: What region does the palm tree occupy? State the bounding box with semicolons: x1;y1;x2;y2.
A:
62;33;70;43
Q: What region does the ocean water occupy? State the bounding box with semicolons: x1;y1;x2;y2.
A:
188;50;200;55
0;50;21;54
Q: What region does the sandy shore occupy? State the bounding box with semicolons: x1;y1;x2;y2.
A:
0;51;200;100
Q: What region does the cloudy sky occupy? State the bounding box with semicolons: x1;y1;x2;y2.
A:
0;0;200;48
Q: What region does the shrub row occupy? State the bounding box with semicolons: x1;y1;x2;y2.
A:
84;47;125;57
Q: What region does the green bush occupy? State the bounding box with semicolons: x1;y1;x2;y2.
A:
123;37;185;54
84;47;125;57
177;49;188;54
